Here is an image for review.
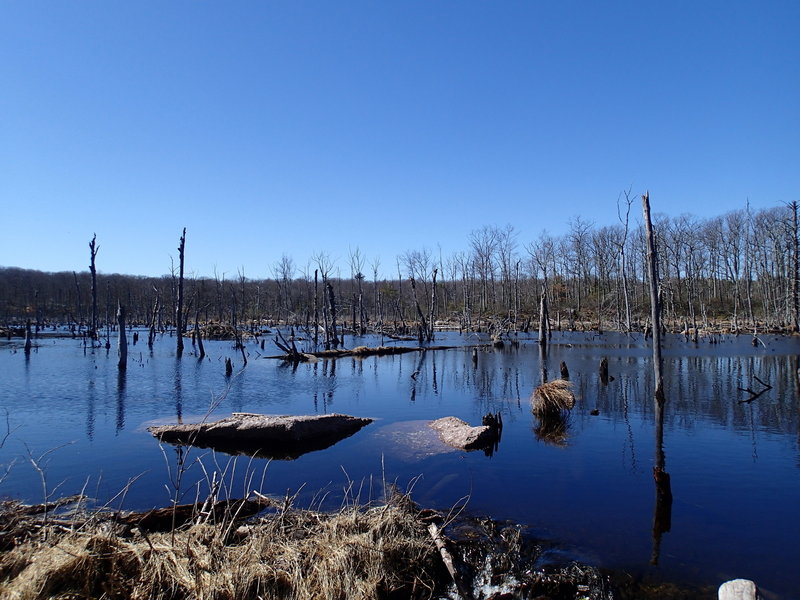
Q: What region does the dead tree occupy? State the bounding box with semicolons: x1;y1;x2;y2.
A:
24;319;32;355
72;271;83;334
538;287;549;354
642;191;665;404
791;201;800;331
409;277;430;342
327;282;339;348
89;234;99;339
176;228;186;357
148;287;160;349
194;308;205;359
117;303;127;371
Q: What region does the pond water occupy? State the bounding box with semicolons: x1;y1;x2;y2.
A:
1;330;798;597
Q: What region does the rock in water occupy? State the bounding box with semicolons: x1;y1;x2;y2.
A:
149;413;373;460
429;416;496;450
718;579;760;600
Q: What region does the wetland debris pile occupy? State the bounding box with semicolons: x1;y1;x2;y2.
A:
148;413;373;459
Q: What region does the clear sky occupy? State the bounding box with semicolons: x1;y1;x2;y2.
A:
1;1;798;279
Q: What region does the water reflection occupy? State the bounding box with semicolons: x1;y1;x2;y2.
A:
650;394;672;566
174;357;183;423
116;368;126;433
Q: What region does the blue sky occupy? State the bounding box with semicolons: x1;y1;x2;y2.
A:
1;1;798;278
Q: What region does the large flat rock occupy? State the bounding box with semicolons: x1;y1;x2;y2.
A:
429;416;495;450
148;413;373;460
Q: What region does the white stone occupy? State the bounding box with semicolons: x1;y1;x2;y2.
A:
718;579;759;600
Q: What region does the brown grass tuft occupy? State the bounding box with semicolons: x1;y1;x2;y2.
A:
0;499;439;600
531;379;576;415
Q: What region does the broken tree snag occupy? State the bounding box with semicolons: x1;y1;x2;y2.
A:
642;191;665;405
538;287;549;353
409;276;430;343
176;227;186;357
148;413;373;460
23;319;32;354
225;357;233;377
148;287;160;348
195;309;205;359
89;234;99;339
560;360;569;379
326;282;339;349
599;357;609;385
117;303;127;371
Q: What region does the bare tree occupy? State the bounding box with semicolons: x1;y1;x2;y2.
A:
176;228;186;357
89;234;99;338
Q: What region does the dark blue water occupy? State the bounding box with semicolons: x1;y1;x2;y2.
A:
1;330;798;597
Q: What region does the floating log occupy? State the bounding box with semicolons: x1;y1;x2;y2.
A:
149;413;373;460
429;416;497;451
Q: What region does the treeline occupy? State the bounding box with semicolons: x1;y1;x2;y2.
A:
2;197;799;339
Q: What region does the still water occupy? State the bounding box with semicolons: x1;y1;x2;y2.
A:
1;330;798;597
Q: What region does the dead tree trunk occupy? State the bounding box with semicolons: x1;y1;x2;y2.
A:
538;287;549;354
327;282;339;349
427;268;438;342
791;201;800;331
409;277;430;342
176;228;186;357
195;308;205;359
24;319;32;355
88;234;99;339
72;271;83;334
642;192;665;404
313;270;320;347
117;303;127;371
148;288;160;348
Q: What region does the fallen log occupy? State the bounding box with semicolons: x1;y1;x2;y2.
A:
269;343;494;362
149;413;373;460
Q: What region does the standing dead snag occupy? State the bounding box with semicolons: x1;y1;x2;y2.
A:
24;319;32;355
176;228;186;357
642;192;665;405
117;303;127;371
538;287;549;354
89;234;99;339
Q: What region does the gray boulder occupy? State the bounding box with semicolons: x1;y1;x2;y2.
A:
149;412;373;459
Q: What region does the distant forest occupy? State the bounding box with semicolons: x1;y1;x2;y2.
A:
3;197;800;339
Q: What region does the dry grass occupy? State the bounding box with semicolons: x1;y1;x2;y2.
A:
532;379;576;416
0;497;439;600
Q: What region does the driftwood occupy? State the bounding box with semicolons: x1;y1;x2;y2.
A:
149;413;373;459
428;523;475;600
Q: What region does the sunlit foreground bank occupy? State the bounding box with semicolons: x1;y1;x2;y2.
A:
0;490;723;600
